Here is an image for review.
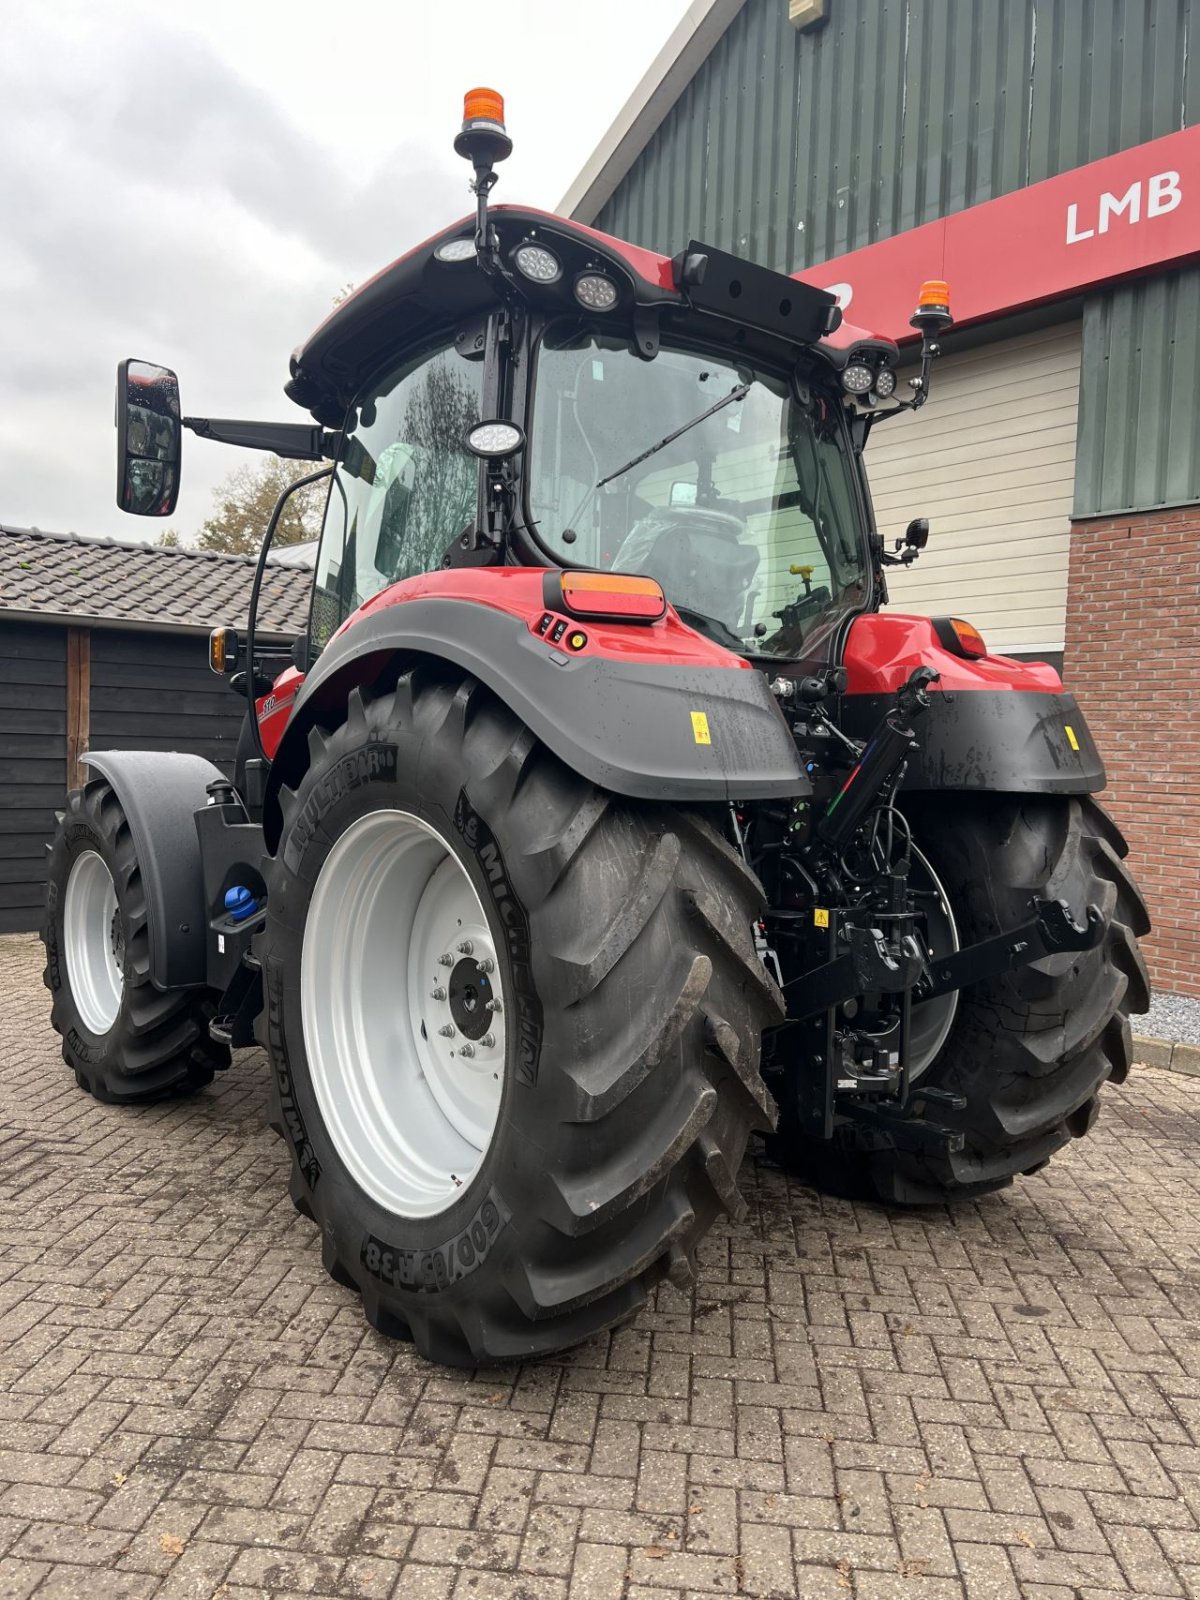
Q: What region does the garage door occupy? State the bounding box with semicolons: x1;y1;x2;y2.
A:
865;322;1082;657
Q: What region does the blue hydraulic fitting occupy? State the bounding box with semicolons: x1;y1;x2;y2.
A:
224;885;258;922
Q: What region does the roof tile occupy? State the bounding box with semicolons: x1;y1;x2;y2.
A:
0;526;312;637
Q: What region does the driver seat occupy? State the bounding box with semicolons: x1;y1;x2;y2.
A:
614;507;759;635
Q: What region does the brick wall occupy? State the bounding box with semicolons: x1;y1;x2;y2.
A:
1064;507;1200;998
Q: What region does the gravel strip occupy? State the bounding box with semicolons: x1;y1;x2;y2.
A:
1140;988;1200;1046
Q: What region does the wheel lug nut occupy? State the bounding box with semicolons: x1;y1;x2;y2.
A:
438;952;454;967
478;956;495;973
456;939;474;955
430;986;446;1001
482;1033;495;1049
438;1024;455;1038
459;1042;475;1058
484;998;502;1014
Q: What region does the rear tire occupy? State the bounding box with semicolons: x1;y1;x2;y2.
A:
781;793;1150;1204
42;781;230;1101
258;668;782;1366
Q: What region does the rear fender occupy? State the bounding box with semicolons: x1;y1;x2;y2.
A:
262;573;808;851
82;751;225;990
839;614;1105;793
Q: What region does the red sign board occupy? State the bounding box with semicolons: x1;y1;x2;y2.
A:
799;124;1200;343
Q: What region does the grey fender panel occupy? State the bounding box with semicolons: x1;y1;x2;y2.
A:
838;690;1106;793
275;600;808;812
83;750;225;991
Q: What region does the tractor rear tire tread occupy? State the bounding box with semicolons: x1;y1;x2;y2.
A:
780;793;1149;1207
259;668;782;1366
42;780;230;1103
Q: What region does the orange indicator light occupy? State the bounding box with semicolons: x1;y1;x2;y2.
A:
557;571;666;623
463;87;505;126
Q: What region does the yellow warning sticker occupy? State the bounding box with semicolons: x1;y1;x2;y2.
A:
690;711;711;745
1064;724;1080;752
813;907;830;928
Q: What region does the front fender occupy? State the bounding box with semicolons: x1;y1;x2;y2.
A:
264;591;807;849
82;750;225;990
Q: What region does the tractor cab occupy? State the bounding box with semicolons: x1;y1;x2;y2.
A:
114;88;943;712
285;149;913;677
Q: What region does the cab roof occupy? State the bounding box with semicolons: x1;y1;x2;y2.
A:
286;205;897;425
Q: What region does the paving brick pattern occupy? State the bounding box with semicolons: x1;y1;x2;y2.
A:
3;929;1199;1599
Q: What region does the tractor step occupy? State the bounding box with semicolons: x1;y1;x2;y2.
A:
208;955;264;1050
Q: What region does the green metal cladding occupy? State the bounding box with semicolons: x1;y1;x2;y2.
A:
1075;265;1200;515
594;0;1198;515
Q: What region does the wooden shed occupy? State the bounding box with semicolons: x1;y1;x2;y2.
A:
0;526;311;934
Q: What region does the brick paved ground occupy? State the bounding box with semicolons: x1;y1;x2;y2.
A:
3;929;1200;1600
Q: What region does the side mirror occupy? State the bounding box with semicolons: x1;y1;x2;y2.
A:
208;627;239;675
116;359;182;517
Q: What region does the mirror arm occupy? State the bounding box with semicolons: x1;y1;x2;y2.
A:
182;417;340;460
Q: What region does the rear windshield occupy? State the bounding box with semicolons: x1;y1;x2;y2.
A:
527;329;869;656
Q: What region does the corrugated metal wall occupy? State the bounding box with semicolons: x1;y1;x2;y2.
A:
594;0;1198;517
596;0;1196;275
1075;264;1200;515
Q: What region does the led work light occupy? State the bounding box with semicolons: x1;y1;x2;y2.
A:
574;273;618;312
465;420;525;458
435;237;477;263
841;361;874;394
514;243;561;283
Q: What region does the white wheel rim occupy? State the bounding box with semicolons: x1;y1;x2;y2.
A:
301;808;505;1219
63;850;124;1036
908;843;960;1081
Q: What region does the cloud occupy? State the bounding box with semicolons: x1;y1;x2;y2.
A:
0;0;695;545
0;12;463;541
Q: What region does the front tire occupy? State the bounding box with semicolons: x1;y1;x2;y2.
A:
259;669;782;1366
42;781;230;1101
784;793;1150;1205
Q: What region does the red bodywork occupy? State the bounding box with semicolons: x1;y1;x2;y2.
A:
842;614;1063;695
254;567;751;760
256;573;1060;760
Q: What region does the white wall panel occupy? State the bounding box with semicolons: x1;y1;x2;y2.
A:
867;324;1082;654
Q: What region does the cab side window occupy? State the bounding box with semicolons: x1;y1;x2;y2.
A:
310;343;481;656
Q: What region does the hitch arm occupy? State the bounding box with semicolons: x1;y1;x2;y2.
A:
918;897;1104;1001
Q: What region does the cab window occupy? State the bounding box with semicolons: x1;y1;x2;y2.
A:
310;342;482;655
528;330;868;657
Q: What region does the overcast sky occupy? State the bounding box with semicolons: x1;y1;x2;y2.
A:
0;0;693;545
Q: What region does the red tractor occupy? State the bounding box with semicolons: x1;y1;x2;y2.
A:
43;94;1148;1366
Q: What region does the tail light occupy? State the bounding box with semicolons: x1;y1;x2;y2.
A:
934;617;988;658
545;570;666;624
